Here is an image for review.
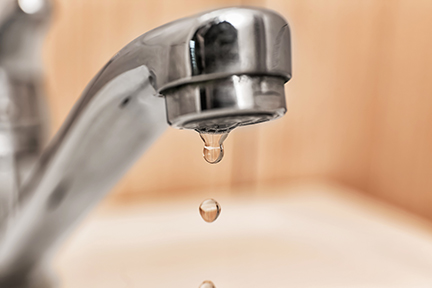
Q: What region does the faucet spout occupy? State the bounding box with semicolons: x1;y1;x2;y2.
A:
0;7;291;287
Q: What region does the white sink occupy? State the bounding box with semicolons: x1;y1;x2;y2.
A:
53;181;432;287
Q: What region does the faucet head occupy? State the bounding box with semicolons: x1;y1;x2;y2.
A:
156;7;291;133
163;75;287;133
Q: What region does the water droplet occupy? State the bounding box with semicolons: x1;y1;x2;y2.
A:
199;280;216;288
199;199;221;223
199;132;228;164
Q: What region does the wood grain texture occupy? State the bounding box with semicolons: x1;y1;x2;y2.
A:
365;0;432;219
256;0;379;187
42;0;432;219
258;0;432;219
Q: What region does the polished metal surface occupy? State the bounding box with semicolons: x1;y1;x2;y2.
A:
80;7;291;97
0;6;291;287
165;75;286;133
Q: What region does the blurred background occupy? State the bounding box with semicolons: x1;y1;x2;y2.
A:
43;0;432;220
4;0;430;286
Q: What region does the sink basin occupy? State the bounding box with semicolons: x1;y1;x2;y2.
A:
53;181;432;287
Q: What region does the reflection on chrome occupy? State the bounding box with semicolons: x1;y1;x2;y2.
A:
18;0;45;14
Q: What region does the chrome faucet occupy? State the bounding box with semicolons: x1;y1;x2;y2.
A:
0;4;291;288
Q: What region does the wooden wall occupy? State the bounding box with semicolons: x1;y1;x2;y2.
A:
363;0;432;220
43;0;432;219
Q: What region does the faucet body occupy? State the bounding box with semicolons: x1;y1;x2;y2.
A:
0;5;291;287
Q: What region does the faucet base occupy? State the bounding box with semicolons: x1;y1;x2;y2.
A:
0;266;56;288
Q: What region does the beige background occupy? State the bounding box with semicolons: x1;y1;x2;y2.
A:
43;0;432;219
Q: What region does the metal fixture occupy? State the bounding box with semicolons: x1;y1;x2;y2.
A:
0;4;291;287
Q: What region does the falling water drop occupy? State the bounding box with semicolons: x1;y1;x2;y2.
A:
199;132;228;164
199;280;216;288
199;199;221;223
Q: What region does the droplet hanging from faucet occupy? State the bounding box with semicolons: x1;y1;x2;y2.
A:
199;132;228;164
199;199;221;223
199;280;216;288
